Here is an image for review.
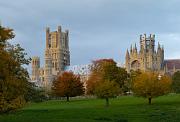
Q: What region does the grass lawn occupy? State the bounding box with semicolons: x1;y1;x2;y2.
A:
0;94;180;122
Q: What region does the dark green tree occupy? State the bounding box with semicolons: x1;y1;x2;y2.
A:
172;71;180;93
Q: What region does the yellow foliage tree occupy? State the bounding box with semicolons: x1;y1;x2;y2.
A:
132;72;172;104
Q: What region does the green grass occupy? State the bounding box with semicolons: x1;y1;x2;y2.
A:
0;94;180;122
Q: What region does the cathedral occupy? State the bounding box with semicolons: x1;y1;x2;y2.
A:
125;34;164;73
125;34;180;75
31;26;70;90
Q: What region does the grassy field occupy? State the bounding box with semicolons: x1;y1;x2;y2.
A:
0;94;180;122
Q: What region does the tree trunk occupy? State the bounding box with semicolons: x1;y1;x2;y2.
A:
148;97;152;105
105;98;109;107
67;96;69;102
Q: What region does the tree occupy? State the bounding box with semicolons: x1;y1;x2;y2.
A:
24;82;48;102
123;70;142;94
95;80;120;107
52;72;84;101
132;72;172;104
86;59;127;95
172;71;180;93
86;59;123;106
0;25;31;113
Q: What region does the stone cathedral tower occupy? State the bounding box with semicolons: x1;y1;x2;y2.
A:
125;34;164;73
31;26;70;89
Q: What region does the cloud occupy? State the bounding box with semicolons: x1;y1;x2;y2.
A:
1;0;180;72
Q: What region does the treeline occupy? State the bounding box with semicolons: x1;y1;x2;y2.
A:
52;59;180;106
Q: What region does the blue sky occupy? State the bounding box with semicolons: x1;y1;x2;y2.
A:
1;0;180;71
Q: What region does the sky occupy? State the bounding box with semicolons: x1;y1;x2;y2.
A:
1;0;180;72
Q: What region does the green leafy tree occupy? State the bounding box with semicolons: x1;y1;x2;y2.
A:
172;71;180;93
132;72;172;104
52;72;84;101
24;82;48;102
0;25;31;113
95;80;120;107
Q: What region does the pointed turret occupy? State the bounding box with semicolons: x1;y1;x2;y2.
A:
126;49;130;60
135;43;137;50
157;42;163;55
134;43;137;54
130;44;133;53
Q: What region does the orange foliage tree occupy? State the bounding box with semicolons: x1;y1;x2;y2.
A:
86;59;125;106
132;72;172;104
52;72;85;101
87;59;127;94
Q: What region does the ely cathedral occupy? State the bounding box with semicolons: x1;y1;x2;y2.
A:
31;26;70;89
125;34;180;75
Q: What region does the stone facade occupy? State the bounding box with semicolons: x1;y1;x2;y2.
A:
125;34;164;73
31;26;70;89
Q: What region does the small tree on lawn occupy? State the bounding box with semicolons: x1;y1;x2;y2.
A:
86;59;127;95
95;80;120;107
52;72;84;101
132;72;172;104
172;71;180;93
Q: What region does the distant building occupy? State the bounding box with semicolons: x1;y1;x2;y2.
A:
164;59;180;75
125;34;180;75
31;26;70;90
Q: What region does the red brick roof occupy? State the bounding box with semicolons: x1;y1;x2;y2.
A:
164;59;180;70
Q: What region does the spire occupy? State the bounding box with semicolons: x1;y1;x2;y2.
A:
130;44;132;53
134;43;137;54
135;43;137;50
126;49;130;59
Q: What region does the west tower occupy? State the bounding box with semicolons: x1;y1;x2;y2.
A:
31;25;70;89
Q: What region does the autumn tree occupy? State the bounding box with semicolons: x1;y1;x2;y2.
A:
86;59;125;106
52;72;84;101
95;80;120;107
87;59;128;94
132;72;172;104
123;70;142;94
0;25;31;113
172;71;180;93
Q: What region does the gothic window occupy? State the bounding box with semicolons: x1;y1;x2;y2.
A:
131;60;140;70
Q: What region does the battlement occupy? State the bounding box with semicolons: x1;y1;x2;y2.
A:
32;56;40;60
140;34;155;41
